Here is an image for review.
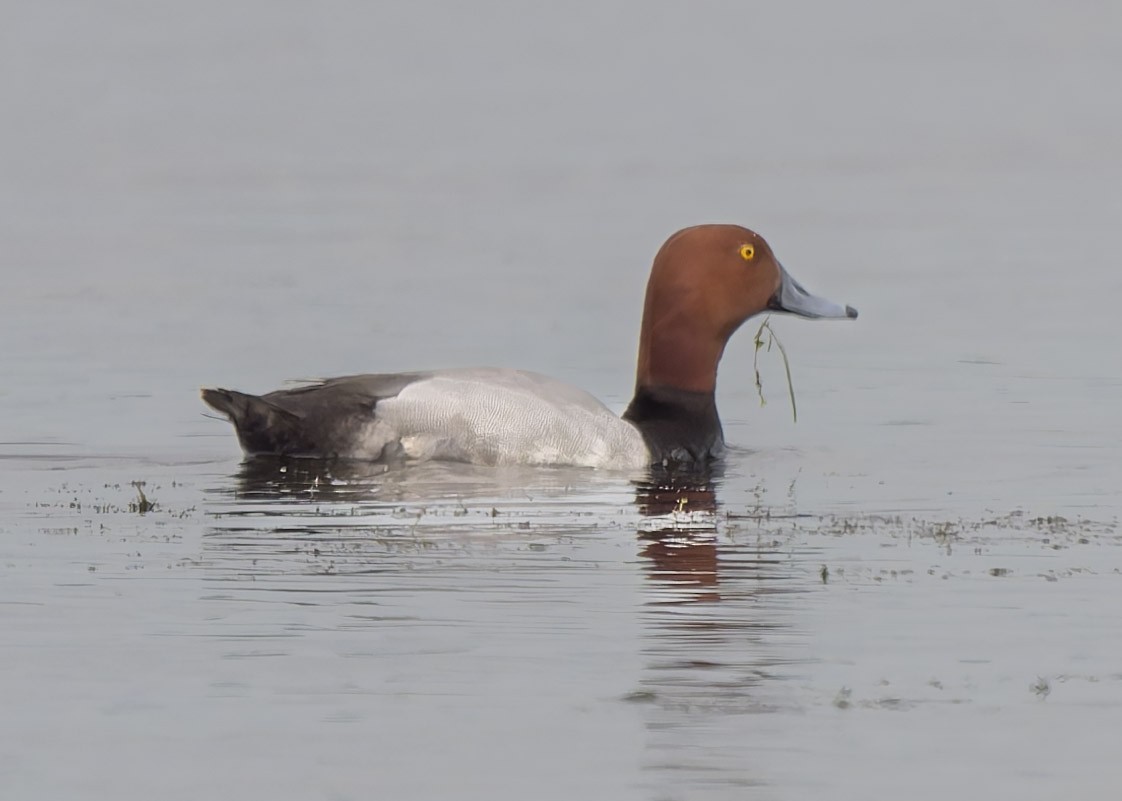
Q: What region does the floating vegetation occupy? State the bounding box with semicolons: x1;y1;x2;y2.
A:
753;315;797;423
129;481;156;515
729;510;1119;547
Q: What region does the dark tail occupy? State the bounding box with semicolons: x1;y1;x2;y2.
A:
201;388;311;455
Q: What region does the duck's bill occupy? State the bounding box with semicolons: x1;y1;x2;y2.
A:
769;263;858;320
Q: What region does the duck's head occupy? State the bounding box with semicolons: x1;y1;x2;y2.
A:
635;224;857;394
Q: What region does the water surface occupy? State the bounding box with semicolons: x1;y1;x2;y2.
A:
2;2;1120;799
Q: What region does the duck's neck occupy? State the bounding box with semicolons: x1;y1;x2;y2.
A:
623;320;726;463
633;312;725;394
623;385;724;464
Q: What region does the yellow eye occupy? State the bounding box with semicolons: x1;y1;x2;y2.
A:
739;244;755;261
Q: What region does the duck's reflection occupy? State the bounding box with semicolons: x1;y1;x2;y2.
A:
214;455;620;507
218;459;788;608
208;456;801;793
634;465;723;603
213;457;800;614
632;464;804;793
221;456;388;502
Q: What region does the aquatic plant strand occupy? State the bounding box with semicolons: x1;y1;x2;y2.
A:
752;316;798;423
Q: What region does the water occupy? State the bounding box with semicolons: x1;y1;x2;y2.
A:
2;1;1121;799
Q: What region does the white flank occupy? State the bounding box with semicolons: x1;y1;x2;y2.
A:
364;368;649;469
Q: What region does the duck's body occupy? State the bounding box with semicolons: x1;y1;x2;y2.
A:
203;224;857;469
203;368;651;469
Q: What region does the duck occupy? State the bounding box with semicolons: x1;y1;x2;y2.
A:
201;224;857;469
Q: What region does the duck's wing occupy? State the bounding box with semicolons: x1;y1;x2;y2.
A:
201;371;432;459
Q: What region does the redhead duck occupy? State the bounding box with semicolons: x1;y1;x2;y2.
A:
202;224;856;468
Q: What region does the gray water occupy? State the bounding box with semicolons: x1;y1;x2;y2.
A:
2;2;1121;799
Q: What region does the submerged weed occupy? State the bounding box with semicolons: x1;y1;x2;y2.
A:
128;481;156;515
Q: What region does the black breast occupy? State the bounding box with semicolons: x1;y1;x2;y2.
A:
622;386;724;464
